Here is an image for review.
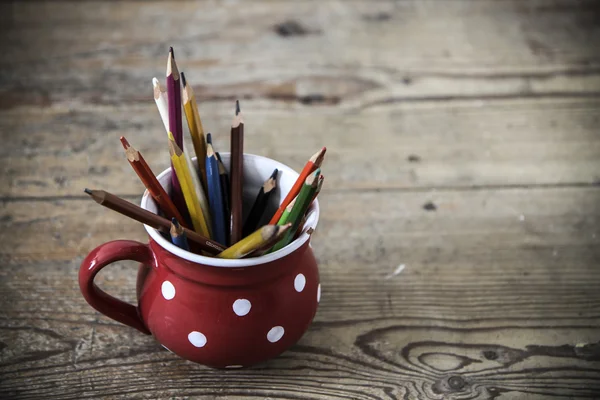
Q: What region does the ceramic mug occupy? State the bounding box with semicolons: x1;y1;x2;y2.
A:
79;154;320;368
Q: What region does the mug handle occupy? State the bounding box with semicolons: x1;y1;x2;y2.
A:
79;240;152;335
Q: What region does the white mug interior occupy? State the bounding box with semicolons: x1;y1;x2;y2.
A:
140;153;320;267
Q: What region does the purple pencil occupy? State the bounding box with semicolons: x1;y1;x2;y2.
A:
166;47;187;219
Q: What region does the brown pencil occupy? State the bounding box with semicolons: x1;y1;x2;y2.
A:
229;100;244;244
119;137;188;228
84;188;224;255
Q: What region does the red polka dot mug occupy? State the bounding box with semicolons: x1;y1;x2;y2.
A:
79;154;320;368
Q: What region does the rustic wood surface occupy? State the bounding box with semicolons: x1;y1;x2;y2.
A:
1;0;600;398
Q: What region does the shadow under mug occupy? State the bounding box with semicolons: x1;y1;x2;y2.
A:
78;153;320;368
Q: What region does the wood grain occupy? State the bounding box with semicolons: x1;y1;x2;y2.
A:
1;0;600;398
2;98;600;198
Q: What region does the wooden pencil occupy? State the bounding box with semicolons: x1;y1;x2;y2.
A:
215;151;231;244
311;174;324;204
268;147;326;224
205;143;227;246
170;218;190;251
246;223;292;258
217;224;291;259
243;168;278;237
119;136;187;227
152;77;169;132
84;189;224;254
181;71;208;193
270;169;320;253
166;48;187;216
182;138;212;234
166;47;183;148
168;133;212;239
229;100;244;244
276;197;296;226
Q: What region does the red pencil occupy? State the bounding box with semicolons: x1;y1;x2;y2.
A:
120;137;188;228
268;147;326;224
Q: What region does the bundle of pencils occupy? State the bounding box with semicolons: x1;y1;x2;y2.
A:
85;47;326;259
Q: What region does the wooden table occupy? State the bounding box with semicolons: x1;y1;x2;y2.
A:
2;1;600;398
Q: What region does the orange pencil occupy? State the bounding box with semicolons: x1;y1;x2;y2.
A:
120;136;188;227
268;147;326;224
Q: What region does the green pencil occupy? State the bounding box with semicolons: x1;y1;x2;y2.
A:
270;168;320;253
277;197;296;226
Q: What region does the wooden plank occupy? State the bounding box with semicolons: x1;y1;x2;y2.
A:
2;98;600;198
0;186;599;397
2;0;600;109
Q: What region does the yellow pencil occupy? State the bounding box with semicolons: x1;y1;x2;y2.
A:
217;224;291;259
168;132;212;239
181;72;208;193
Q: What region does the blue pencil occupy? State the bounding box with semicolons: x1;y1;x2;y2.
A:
205;143;227;246
169;218;190;251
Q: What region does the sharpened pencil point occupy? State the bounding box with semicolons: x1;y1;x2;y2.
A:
270;168;278;180
181;71;187;87
169;46;174;58
84;188;92;195
235;100;240;115
119;136;130;149
206;133;212;144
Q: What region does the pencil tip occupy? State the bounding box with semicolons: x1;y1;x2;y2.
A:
84;188;92;195
206;133;212;144
270;168;278;179
235;100;240;115
171;217;180;227
169;46;174;58
181;71;187;87
119;136;129;149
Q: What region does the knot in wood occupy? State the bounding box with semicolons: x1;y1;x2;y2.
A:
448;375;466;390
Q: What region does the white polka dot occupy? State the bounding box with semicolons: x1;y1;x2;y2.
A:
294;274;306;292
188;331;207;347
161;281;175;300
233;299;251;316
267;326;285;343
225;365;243;369
317;284;321;303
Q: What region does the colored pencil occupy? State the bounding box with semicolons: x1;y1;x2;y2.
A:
243;168;278;236
270;169;320;253
229;100;244;244
165;48;187;217
166;47;183;148
119;136;187;227
168;133;212;239
247;223;293;257
215;151;230;244
183;139;212;234
277;197;296;226
170;218;190;251
217;224;291;259
84;189;224;254
205;143;227;246
152;77;169;132
311;174;324;204
268;147;326;224
181;71;208;193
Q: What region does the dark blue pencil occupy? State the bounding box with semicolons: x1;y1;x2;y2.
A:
169;218;190;251
205;143;227;246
